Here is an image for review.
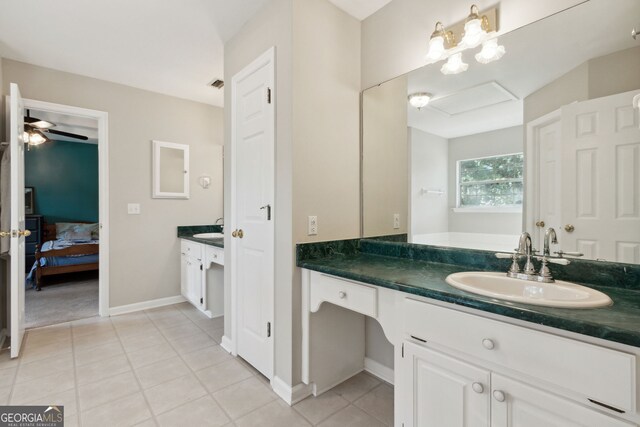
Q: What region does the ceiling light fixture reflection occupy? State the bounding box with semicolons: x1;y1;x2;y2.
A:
441;53;468;75
461;5;490;48
408;93;433;110
475;38;505;64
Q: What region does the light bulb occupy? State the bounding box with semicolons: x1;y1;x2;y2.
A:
461;18;486;48
475;38;505;64
441;53;468;75
426;36;445;61
28;132;47;146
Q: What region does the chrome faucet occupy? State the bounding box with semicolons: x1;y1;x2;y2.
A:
543;228;557;256
517;232;536;275
497;228;570;283
215;217;224;233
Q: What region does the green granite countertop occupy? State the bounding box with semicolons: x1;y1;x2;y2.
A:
177;225;224;249
298;251;640;348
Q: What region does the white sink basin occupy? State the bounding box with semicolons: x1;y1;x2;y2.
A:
445;272;612;308
193;232;224;239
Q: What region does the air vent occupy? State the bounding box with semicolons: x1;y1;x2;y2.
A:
209;79;224;89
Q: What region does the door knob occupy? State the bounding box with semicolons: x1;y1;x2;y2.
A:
0;231;10;238
18;230;31;237
237;229;244;239
564;224;575;233
535;220;545;228
231;230;238;238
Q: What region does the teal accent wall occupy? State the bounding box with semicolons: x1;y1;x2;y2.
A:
25;140;98;223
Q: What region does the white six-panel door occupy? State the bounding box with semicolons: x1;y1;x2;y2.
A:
561;90;640;263
9;83;26;358
230;48;275;379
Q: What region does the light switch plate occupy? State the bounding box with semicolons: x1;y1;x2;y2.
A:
308;216;318;235
128;203;141;215
393;213;400;229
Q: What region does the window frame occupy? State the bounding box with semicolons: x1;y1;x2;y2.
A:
455;152;524;213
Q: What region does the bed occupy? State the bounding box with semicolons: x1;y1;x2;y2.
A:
27;223;100;291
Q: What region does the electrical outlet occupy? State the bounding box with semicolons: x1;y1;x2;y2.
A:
128;203;141;215
308;216;318;235
393;213;400;229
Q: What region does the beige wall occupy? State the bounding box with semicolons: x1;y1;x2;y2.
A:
292;0;361;244
525;46;640;123
362;75;408;237
2;60;223;308
361;0;585;89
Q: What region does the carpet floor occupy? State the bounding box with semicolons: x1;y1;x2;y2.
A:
25;271;99;329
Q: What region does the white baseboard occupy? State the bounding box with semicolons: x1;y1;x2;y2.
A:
109;295;186;316
220;335;234;355
364;357;395;385
271;376;313;405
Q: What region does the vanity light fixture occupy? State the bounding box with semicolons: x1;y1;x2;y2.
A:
475;38;505;64
441;53;469;75
426;22;456;61
408;93;433;110
461;5;491;48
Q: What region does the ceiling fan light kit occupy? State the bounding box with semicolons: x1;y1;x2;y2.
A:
23;109;89;147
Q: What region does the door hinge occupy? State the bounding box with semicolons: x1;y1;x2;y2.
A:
200;264;203;271
200;297;203;304
267;322;271;337
401;343;404;358
267;87;272;104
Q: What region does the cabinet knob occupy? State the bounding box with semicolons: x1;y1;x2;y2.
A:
338;291;347;299
535;220;545;228
493;390;506;402
472;382;484;394
482;338;495;350
564;224;575;233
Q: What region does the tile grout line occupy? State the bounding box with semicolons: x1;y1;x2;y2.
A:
109;310;159;426
145;306;268;424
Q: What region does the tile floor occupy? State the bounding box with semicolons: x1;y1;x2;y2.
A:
0;303;394;426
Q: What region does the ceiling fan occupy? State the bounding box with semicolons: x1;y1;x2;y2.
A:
24;109;88;146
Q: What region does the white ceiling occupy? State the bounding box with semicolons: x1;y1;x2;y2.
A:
328;0;393;20
0;0;270;107
405;0;640;139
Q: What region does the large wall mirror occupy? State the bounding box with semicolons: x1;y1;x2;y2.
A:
362;0;640;264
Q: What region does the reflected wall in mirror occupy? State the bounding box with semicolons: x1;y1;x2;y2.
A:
152;140;190;199
362;0;640;264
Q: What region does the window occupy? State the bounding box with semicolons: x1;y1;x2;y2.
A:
457;153;523;210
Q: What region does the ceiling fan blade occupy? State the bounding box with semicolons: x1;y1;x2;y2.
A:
44;129;89;141
24;113;56;130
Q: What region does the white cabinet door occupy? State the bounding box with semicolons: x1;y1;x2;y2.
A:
182;256;202;307
491;374;634;427
400;342;490;427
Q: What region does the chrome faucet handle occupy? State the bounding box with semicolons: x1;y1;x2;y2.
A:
496;252;521;274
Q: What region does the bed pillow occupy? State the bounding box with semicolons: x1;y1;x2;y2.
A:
56;223;97;241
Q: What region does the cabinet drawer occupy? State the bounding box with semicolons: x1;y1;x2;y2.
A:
205;246;224;266
181;239;203;260
404;299;636;413
309;271;377;317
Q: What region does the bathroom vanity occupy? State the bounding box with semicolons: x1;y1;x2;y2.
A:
178;226;224;318
298;238;640;427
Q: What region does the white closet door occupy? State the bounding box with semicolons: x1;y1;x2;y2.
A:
231;48;275;379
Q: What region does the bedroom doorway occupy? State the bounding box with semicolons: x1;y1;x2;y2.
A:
19;98;109;329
